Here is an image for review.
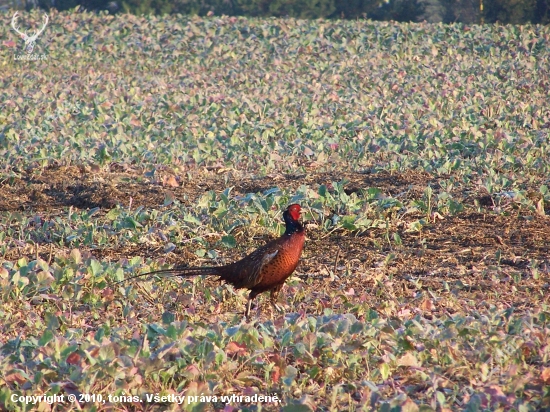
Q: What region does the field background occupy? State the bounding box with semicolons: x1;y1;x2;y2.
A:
1;10;550;411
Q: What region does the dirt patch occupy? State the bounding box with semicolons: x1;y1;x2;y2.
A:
0;165;438;212
1;165;548;312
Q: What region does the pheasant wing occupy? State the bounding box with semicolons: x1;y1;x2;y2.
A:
223;243;280;289
259;249;279;268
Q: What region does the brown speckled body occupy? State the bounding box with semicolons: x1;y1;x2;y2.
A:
127;204;306;318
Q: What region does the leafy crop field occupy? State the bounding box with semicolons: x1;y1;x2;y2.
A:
1;10;550;411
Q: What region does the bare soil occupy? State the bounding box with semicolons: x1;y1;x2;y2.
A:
1;165;549;317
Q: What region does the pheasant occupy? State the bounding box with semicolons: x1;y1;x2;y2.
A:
119;204;306;318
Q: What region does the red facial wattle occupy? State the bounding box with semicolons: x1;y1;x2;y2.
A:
287;204;301;221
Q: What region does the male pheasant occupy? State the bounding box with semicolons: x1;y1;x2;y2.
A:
120;204;305;318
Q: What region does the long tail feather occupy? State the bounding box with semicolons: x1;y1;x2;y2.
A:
114;266;221;285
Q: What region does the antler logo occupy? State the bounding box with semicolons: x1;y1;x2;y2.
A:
11;12;49;54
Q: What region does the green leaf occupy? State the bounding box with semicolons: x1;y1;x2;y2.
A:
123;216;142;229
213;204;228;219
98;344;116;361
39;329;54;346
379;363;390;380
87;207;101;218
70;248;82;264
184;214;202;225
221;235;236;248
164;191;176;206
105;208;120;220
436;391;446;407
114;268;124;282
282;365;298;387
341;215;358;231
162;312;175;324
89;259;102;276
